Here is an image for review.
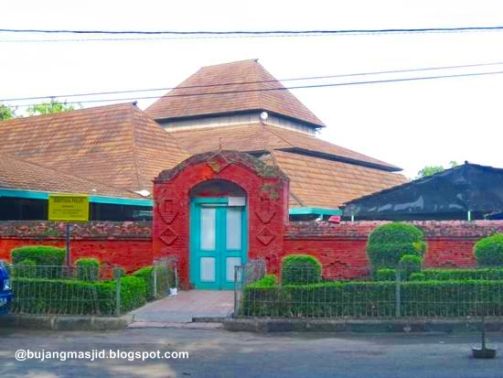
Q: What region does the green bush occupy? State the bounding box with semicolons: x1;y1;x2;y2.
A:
367;223;426;273
399;255;422;280
242;280;503;318
409;272;426;281
281;255;322;285
418;268;503;281
11;245;65;266
375;268;396;281
75;258;100;281
248;274;277;288
11;275;146;315
132;265;174;300
13;259;37;278
474;234;503;267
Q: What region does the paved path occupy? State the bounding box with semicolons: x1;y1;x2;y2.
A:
130;290;234;325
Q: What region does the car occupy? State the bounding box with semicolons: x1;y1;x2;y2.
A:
0;261;12;315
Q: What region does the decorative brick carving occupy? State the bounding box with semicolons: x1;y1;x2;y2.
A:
255;196;275;224
157;198;179;225
159;226;178;246
257;227;275;246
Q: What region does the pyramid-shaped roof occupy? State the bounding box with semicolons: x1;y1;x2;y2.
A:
146;59;325;128
0;103;189;196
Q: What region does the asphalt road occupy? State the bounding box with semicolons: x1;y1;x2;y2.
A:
0;326;502;378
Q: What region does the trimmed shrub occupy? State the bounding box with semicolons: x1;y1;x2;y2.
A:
75;258;100;281
474;233;503;267
132;265;174;300
419;268;503;281
367;223;426;273
11;275;146;315
11;245;65;266
248;274;277;288
13;259;37;278
409;272;426;281
375;268;396;281
242;280;503;318
399;254;422;280
281;255;322;285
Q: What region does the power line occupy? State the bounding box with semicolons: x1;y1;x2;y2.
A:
3;61;503;103
2;26;503;35
8;69;503;108
1;25;503;42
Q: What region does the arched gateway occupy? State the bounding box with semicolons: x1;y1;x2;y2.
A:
153;151;289;289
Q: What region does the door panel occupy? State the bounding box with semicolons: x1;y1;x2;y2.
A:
190;198;247;290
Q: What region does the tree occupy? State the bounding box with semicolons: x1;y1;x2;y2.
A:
0;104;15;120
26;100;75;116
416;161;459;178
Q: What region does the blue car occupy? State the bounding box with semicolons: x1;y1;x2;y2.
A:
0;261;12;315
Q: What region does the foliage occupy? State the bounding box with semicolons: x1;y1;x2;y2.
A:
75;258;100;281
409;273;426;281
13;259;37;278
416;161;458;178
11;275;146;315
132;265;174;300
0;104;15;120
474;234;503;267
375;268;396;281
366;223;426;273
415;268;503;281
399;254;422;280
11;245;65;266
281;255;322;285
247;274;278;288
26;100;76;116
242;280;503;318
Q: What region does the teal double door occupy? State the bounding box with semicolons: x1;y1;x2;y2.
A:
190;197;247;290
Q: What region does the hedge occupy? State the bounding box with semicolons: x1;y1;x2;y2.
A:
11;276;146;315
474;233;503;267
11;245;65;266
75;258;100;282
132;265;174;300
281;255;322;285
242;280;503;318
367;223;426;272
409;268;503;281
11;246;66;279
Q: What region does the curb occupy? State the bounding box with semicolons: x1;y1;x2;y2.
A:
222;318;503;334
0;314;133;331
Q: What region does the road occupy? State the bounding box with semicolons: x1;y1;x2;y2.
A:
0;326;502;378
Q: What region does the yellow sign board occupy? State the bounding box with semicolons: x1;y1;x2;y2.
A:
48;194;89;222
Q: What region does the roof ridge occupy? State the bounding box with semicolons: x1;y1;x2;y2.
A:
128;105;144;191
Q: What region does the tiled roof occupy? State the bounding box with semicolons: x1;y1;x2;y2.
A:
269;150;407;207
168;123;401;171
0;103;189;197
0;153;139;198
146;59;325;127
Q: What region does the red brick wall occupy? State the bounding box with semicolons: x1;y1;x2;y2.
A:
0;221;152;273
153;151;289;288
285;220;503;279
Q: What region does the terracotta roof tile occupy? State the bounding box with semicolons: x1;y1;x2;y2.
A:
0;103;189;197
270;151;407;207
168;123;400;171
0;153;139;198
146;59;325;127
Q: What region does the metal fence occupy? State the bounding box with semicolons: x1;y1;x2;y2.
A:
234;259;266;317
7;259;177;317
236;266;503;319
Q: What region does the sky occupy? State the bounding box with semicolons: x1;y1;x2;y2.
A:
1;0;503;178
